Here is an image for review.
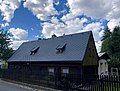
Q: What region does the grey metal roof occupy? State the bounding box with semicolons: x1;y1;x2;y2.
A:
8;31;92;62
98;52;110;60
98;52;106;57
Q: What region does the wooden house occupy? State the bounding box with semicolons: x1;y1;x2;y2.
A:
8;31;98;76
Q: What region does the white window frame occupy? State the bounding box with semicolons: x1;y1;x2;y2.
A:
48;67;54;75
61;67;69;74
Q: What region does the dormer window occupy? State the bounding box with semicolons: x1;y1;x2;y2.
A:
30;47;39;55
56;43;67;53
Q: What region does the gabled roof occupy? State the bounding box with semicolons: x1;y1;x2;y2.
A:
8;31;92;62
98;52;110;60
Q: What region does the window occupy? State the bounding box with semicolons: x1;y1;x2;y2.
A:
105;62;108;73
30;47;40;55
48;67;54;76
100;63;103;74
56;43;67;53
61;67;69;76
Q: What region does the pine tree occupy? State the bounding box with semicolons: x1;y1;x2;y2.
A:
0;29;13;61
101;26;120;68
101;27;112;55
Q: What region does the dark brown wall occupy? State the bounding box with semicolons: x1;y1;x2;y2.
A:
83;33;98;66
82;33;98;75
8;62;83;75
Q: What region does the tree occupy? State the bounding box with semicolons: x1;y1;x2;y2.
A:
101;26;120;68
110;26;120;59
0;29;13;61
101;27;112;55
108;57;120;70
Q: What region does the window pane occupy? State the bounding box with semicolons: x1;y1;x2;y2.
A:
62;68;69;74
48;67;54;75
48;68;54;73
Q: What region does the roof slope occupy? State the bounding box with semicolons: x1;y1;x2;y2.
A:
98;52;110;60
8;31;92;62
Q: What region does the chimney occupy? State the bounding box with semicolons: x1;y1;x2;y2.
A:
52;34;57;38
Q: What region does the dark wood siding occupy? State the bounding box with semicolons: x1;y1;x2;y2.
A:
8;62;82;75
83;33;98;66
82;33;98;75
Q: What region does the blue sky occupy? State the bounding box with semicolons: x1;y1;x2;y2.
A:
0;0;120;52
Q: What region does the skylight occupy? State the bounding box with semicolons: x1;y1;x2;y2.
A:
30;47;40;55
56;43;67;53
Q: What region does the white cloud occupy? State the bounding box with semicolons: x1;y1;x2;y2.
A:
42;17;87;38
67;0;120;19
31;28;34;31
23;0;58;20
99;30;105;37
51;16;60;24
61;12;76;22
66;0;120;28
0;23;9;28
83;22;104;41
106;1;120;19
35;35;39;39
11;40;28;50
0;0;21;22
8;28;28;50
95;40;102;53
9;28;28;40
107;19;120;32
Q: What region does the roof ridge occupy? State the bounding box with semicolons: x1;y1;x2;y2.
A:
25;31;92;43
